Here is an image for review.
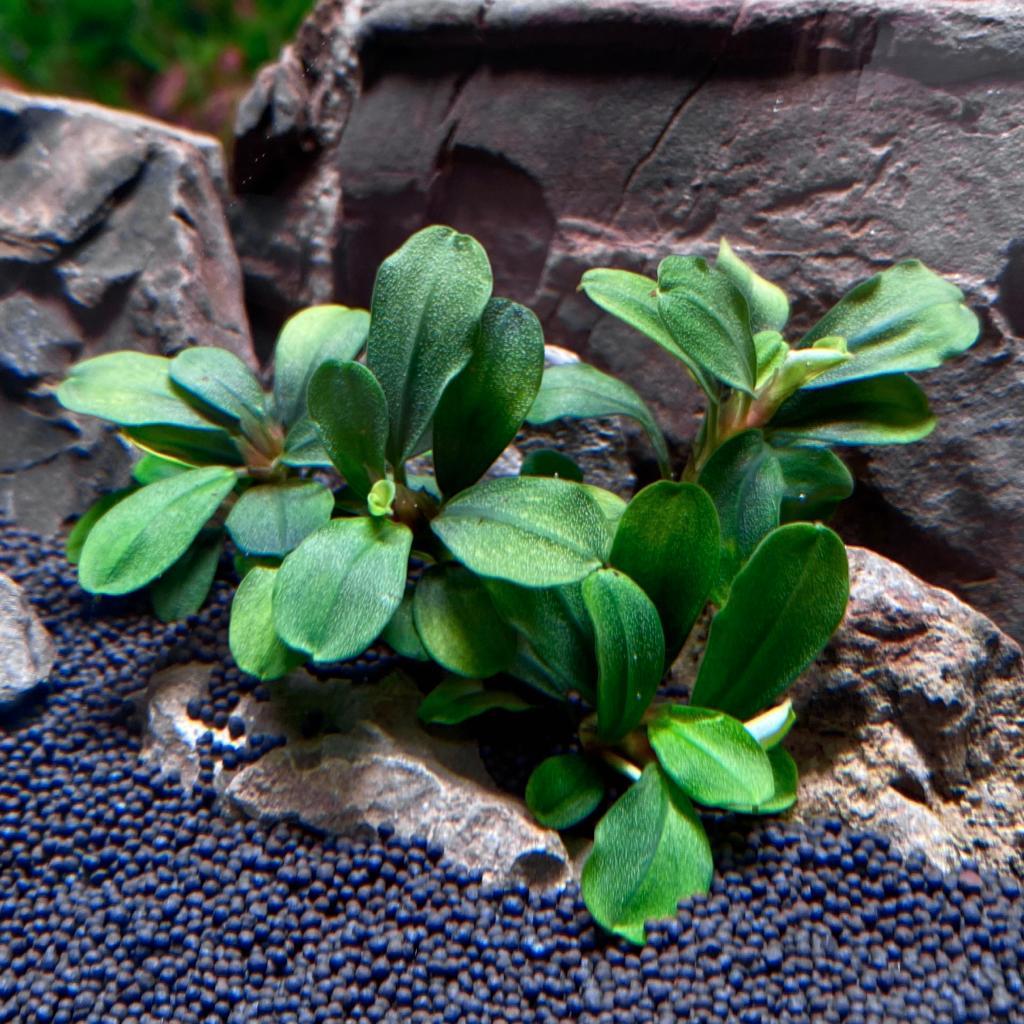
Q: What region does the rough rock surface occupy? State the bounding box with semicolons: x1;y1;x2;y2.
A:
233;0;1024;640
0;89;255;533
0;571;54;709
141;665;571;886
674;547;1024;875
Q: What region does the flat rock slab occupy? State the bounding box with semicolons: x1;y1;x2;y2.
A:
0;572;54;709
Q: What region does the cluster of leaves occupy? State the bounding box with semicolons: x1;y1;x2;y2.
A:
56;225;979;945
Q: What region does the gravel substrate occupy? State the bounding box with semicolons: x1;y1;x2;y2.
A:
1;521;1023;1024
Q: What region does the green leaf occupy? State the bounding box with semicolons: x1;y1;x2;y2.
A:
367;479;396;518
151;529;223;622
123;424;242;466
412;565;517;678
225;481;334;558
698;430;783;595
306;360;389;499
169;347;266;431
432;476;611;587
434;297;545;496
583;485;628;541
485;580;596;701
578;268;715;397
280;417;333;468
381;593;430;661
649;705;775;808
656;256;757;394
583;568;665;744
773;445;854;522
66;489;135;565
609;482;719;661
526;363;671;477
418;676;531;726
718;746;798;815
526;754;605;830
800;260;979;388
366;226;493;465
716;238;790;333
132;453;191;485
768;374;936;446
520;449;583;482
57;352;224;432
229;567;305;680
744;699;796;750
690;523;849;718
78;467;237;595
582;764;712;944
272;304;370;427
754;330;788;389
273;517;412;663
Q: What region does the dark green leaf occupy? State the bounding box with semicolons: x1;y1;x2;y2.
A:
526;363;671;477
526;754;605;830
800;260;979;388
690;523;849;718
273;517;412;663
432;476;611;587
768;374;936;446
609;481;719;661
170;347;266;431
418;676;531;726
151;529;223;622
520;449;583;482
225;481;334;558
123;424;242;466
133;453;190;486
656;256;757;394
66;489;134;565
582;765;712;944
281;417;332;468
272;304;370;427
366;226;493;465
434;298;545;496
715;238;789;333
412;565;517;678
773;445;854;522
584;568;665;744
381;593;430;661
229;567;305;680
307;360;388;498
78;467;237;595
718;746;798;815
649;705;775;808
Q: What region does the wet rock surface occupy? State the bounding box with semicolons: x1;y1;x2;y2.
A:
0;571;53;709
232;0;1024;640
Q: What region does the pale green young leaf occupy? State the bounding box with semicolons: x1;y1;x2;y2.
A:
418;676;531;726
754;330;788;389
151;529;223;623
367;479;396;518
229;567;305;680
526;754;605;830
716;238;790;334
225;481;335;558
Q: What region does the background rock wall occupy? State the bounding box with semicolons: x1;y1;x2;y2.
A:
232;0;1024;641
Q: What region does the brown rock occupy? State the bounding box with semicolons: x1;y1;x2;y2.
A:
0;571;54;709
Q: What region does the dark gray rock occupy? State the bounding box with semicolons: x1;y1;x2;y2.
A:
232;0;1024;639
0;89;255;533
0;572;54;709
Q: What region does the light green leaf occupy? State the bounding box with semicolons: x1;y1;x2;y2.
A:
417;676;531;726
716;238;790;334
584;568;665;744
66;489;135;565
367;479;396;518
582;764;712;944
412;565;517;678
307;360;388;498
432;476;611;587
718;746;798;815
744;700;796;750
609;481;719;662
525;362;671;477
151;529;223;622
132;452;191;486
366;225;493;465
583;485;628;541
434;297;545;496
768;373;936;446
272;304;370;427
274;517;412;663
226;481;335;558
656;256;757;394
520;449;583;482
381;593;430;661
229;567;305;680
800;260;979;388
281;417;333;468
754;330;788;389
526;754;605;830
690;523;849;718
649;704;775;808
78;467;237;595
773;445;854;522
170;347;266;431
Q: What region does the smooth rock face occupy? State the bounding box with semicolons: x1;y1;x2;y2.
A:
0;572;54;709
232;0;1024;640
0;89;255;533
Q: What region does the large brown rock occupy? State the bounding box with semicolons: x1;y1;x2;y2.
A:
0;90;255;533
232;0;1024;640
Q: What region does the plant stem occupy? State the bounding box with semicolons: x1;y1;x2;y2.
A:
600;751;643;783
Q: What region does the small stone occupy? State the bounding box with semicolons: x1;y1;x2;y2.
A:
0;571;54;709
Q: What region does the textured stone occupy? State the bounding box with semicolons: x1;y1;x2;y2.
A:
0;89;255;533
0;572;54;709
233;0;1024;639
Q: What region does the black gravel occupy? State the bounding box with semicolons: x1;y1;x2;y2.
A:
2;520;1024;1024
